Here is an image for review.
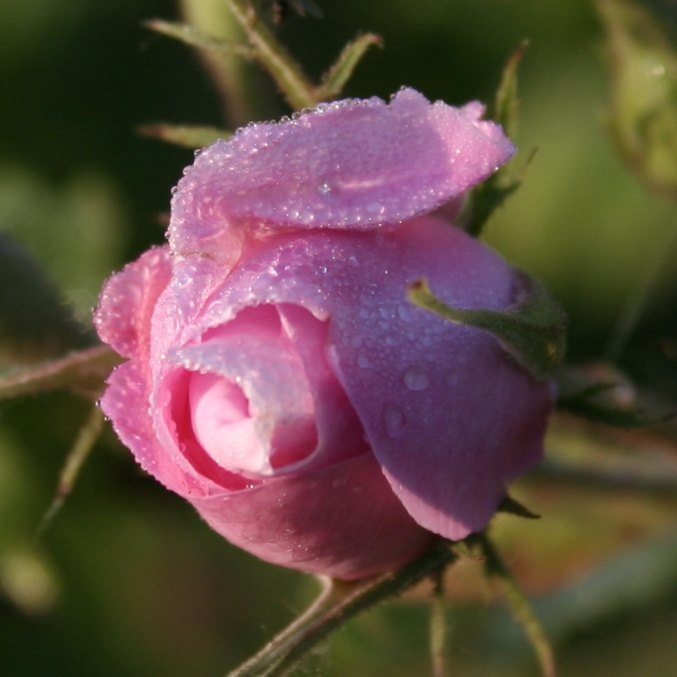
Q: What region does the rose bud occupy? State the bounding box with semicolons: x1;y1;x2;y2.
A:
95;89;554;580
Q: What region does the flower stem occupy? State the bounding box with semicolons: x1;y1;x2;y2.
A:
476;534;556;677
37;404;105;535
227;540;458;677
223;0;316;110
429;568;448;677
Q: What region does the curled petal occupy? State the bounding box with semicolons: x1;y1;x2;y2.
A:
191;452;434;580
168;88;515;259
193;217;552;540
94;247;171;360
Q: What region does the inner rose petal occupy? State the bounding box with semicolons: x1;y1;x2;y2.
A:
189;372;263;474
178;305;320;478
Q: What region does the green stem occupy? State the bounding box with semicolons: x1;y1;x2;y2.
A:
476;534;556;677
223;0;317;110
429;568;448;677
37;405;105;535
227;540;458;677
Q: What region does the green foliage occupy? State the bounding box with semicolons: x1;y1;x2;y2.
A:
409;271;566;382
598;0;677;201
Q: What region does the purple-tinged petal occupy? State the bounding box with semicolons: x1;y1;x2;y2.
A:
94;247;171;360
101;360;210;496
191;452;433;580
168;88;515;259
193;217;551;540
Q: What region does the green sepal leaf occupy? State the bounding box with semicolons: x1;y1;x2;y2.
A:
464;42;530;236
473;534;557;677
463;177;522;238
145;19;256;59
494;39;529;140
408;271;566;382
137;123;230;149
0;345;121;401
316;33;383;101
497;494;541;520
597;0;677;201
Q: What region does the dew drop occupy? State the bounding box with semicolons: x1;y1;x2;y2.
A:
403;366;429;391
397;303;414;322
382;404;406;439
357;353;371;368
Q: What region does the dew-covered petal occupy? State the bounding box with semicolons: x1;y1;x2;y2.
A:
190;451;434;580
101;359;213;496
168;88;515;258
195;217;552;539
94;247;171;360
173;305;318;478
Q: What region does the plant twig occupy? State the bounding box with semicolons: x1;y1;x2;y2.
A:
228;540;458;677
476;534;556;677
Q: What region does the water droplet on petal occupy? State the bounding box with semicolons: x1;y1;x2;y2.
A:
403;366;429;391
357;353;371;368
383;404;406;439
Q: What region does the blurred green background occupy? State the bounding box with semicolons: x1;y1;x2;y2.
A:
1;1;676;675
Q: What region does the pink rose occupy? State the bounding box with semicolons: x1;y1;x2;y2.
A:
95;89;553;580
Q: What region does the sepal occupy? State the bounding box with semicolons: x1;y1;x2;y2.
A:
409;270;566;382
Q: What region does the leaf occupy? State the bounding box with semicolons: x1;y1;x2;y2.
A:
137;123;230;149
408;270;566;382
498;494;541;520
145;19;256;59
463;42;530;237
494;39;529;140
316;33;383;101
598;0;677;201
474;534;556;677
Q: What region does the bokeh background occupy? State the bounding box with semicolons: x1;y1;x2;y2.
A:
1;1;676;675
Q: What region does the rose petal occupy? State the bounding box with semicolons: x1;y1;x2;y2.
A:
101;360;211;496
169;88;515;259
194;217;552;539
190;452;433;580
94;247;171;360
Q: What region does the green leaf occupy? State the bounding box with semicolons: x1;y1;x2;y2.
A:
316;33;383;101
408;270;566;382
137;123;230;149
145;19;256;59
494;39;529;140
463;42;530;237
598;0;677;201
498;494;541;520
473;534;556;677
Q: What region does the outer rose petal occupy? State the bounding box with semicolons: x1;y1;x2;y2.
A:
168;88;515;260
191;453;434;580
101;343;432;579
94;247;171;361
193;217;553;540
